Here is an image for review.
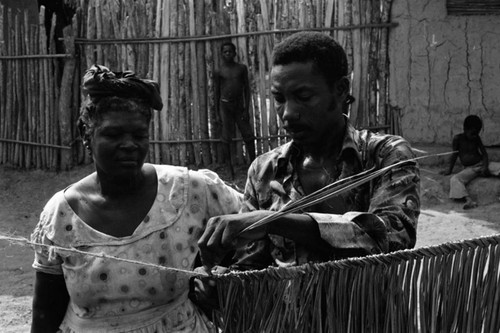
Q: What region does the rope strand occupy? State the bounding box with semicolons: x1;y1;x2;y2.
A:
0;235;207;277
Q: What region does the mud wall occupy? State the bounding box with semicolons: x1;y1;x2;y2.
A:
389;0;500;146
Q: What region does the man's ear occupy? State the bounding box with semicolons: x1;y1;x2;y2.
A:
335;77;350;97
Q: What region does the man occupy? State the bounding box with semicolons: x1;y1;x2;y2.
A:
199;31;420;271
214;42;256;178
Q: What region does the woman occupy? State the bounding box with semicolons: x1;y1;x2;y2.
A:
30;65;242;333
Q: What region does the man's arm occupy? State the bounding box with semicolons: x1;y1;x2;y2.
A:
242;64;251;115
31;271;69;333
213;70;221;123
477;136;490;175
442;135;460;175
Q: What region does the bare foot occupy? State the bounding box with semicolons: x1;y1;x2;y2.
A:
463;200;478;210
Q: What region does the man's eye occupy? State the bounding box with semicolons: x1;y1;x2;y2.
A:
272;94;285;104
296;94;312;102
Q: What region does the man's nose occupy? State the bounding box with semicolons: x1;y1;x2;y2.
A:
281;102;300;121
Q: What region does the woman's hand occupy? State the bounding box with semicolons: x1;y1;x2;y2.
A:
189;266;229;317
198;211;272;269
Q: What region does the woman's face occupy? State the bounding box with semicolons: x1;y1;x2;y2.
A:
90;108;150;179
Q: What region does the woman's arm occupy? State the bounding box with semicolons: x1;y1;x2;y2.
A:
31;271;69;333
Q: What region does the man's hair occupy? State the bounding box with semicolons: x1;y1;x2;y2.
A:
463;115;482;131
221;41;236;52
271;31;348;87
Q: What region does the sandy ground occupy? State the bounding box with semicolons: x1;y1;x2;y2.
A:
1;163;499;332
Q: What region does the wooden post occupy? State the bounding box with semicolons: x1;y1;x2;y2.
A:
207;0;220;164
350;0;362;127
178;1;187;165
169;0;179;165
59;26;76;170
13;12;22;166
152;0;162;164
160;0;171;164
0;4;5;164
256;15;269;154
48;14;58;170
188;0;202;166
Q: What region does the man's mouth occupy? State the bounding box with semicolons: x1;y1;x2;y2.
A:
284;124;307;135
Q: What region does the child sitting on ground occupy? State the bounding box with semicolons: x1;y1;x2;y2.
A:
441;115;500;209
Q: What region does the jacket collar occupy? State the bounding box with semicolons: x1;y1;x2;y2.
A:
275;116;363;174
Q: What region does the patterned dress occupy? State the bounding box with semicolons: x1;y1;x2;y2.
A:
31;164;242;333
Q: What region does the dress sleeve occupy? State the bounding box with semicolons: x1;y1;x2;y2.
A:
197;169;244;217
309;137;420;255
31;194;64;275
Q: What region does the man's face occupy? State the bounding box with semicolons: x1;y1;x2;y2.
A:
270;61;346;145
465;127;480;140
222;45;236;62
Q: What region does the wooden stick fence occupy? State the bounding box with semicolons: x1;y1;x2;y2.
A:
1;0;396;170
0;5;67;170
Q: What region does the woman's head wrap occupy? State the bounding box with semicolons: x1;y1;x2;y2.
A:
82;65;163;111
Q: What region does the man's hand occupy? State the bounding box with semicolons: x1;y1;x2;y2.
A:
481;166;490;177
440;169;452;176
198;211;272;269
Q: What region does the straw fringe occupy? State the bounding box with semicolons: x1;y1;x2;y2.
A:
211;234;500;333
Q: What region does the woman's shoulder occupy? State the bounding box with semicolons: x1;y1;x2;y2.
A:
64;172;97;205
151;164;225;186
151;164;188;182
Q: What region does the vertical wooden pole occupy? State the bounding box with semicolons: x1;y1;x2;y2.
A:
33;21;42;168
369;0;381;127
125;4;136;71
0;5;5;164
188;0;202;166
23;11;31;167
256;15;268;154
160;0;171;164
13;12;23;166
169;0;179;165
59;26;76;170
152;0;162;164
379;0;392;131
85;0;96;69
195;0;210;167
48;14;59;170
206;0;219;164
37;7;47;167
178;0;187;165
350;0;362;127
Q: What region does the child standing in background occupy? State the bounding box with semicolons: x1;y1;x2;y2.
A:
442;115;500;209
214;42;256;179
